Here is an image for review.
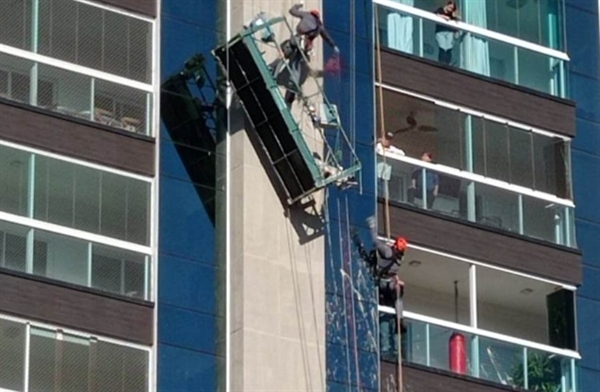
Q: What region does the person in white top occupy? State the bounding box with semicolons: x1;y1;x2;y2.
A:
376;134;405;199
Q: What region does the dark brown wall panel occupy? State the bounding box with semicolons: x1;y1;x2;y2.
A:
0;101;155;177
0;271;153;345
379;203;582;285
382;362;520;392
94;0;156;17
380;49;576;137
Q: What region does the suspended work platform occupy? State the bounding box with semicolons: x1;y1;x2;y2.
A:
213;15;361;205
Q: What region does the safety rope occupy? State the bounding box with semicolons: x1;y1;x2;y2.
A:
344;195;362;390
374;6;391;240
374;6;403;392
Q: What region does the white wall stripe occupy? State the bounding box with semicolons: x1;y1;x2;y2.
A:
0;44;153;93
74;0;155;22
375;82;571;141
0;212;152;255
378;307;581;359
373;0;570;61
0;139;153;182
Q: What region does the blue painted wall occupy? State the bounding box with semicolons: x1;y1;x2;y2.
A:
158;1;224;390
566;0;600;390
324;0;379;390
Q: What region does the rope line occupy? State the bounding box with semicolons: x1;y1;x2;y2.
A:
374;5;403;392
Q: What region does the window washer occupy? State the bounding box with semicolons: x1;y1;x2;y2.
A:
278;4;340;107
354;216;407;361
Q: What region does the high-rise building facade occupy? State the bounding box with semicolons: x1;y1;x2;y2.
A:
0;1;597;392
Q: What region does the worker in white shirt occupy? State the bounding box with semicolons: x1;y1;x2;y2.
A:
376;133;405;199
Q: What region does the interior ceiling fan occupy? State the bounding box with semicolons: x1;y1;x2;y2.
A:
392;112;438;136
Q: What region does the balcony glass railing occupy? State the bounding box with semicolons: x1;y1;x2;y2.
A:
377;154;576;247
381;310;579;392
374;0;569;98
0;49;152;135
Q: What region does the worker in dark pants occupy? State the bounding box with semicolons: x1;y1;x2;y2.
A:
355;216;407;362
281;4;339;107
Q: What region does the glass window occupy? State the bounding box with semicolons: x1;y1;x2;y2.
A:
28;326;149;392
0;145;30;216
484;121;510;182
0;219;150;299
0;0;31;50
477;266;573;346
96;340;149;392
508;126;533;188
38;0;153;83
533;133;570;198
92;245;147;299
410;0;567;51
0;318;26;392
29;150;150;245
402;247;471;325
0;222;29;273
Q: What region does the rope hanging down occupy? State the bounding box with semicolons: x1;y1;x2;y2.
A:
374;6;403;392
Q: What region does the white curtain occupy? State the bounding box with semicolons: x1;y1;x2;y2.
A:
387;0;414;54
460;1;490;77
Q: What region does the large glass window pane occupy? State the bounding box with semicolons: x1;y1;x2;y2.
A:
95;79;150;135
477;267;565;345
61;334;91;391
33;229;88;287
402;247;470;326
379;92;465;170
29;328;59;392
522;195;561;244
518;47;557;96
36;63;92;118
484;121;510;183
0;144;30;216
474;182;520;233
509;126;533;188
92;245;148;300
0;221;29;273
533;134;570;198
74;165;101;234
0;319;25;391
32;151;150;245
96;341;149;392
38;0;152;83
38;0;78;63
35;155;76;227
0;0;31;50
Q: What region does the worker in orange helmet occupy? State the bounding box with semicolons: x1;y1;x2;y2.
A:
278;3;339;107
365;215;407;362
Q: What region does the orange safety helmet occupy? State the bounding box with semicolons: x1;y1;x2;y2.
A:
394;237;408;252
310;9;321;19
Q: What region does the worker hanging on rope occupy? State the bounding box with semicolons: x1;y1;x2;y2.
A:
274;3;340;107
353;216;407;362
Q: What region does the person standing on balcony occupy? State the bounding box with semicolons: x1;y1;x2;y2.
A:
376;133;405;199
280;3;340;107
434;0;460;65
408;151;439;209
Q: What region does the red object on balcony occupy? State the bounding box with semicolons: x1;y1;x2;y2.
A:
449;332;467;374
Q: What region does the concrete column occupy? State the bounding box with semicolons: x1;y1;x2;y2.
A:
228;1;326;391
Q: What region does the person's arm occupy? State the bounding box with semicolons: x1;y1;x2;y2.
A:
319;27;338;50
289;3;310;18
433;173;439;197
434;7;450;20
366;217;394;259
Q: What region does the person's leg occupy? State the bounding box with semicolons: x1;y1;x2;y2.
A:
445;49;453;65
438;48;446;63
427;190;435;209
